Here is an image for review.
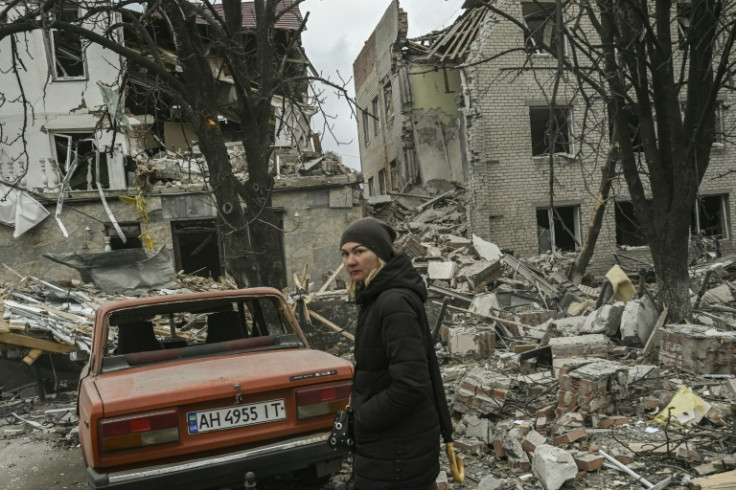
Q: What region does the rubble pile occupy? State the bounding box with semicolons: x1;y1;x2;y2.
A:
348;181;736;489
2;180;736;489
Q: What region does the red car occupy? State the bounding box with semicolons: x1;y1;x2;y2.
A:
77;288;353;489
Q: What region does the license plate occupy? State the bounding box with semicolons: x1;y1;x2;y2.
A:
187;399;286;434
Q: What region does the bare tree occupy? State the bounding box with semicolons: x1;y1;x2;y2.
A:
0;0;354;288
472;0;736;321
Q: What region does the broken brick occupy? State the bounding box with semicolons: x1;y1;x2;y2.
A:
554;428;588;446
573;452;604;471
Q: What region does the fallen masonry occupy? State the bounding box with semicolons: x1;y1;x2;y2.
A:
2;182;736;489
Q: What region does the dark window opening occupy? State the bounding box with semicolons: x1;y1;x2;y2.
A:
361;111;370;145
105;222;142;250
536;205;579;253
48;6;86;79
389;160;398;192
383;82;394;121
52;133;110;190
530;106;571;156
522;1;562;55
378;169;387;195
368;177;375;197
693;194;729;239
615;201;647;246
171;219;223;280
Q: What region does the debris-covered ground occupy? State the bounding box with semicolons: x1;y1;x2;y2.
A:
2;180;736;489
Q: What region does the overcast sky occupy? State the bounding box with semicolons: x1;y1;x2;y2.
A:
301;0;465;170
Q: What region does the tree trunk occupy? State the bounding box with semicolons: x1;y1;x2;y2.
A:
649;226;691;322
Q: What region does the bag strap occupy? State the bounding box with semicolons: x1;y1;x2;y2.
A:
411;295;455;443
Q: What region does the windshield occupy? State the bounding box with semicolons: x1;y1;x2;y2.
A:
99;294;304;372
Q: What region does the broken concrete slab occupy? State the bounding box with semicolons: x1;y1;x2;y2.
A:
428;261;458;281
472;234;502;262
457;260;501;292
547;334;610;358
579;302;625;336
532;444;578;490
620;295;659;347
463;413;493;444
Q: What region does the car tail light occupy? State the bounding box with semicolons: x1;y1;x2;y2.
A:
296;382;352;420
100;410;179;453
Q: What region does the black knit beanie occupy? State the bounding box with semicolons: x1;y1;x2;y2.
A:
340;217;397;262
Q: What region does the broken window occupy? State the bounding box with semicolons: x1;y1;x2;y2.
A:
378;169;387;195
51;133;109;190
522;1;562;55
367;177;375;197
383;81;394;122
693;194;729;239
46;5;86;80
105;222;142;250
361;110;371;146
615;201;647;247
372;97;380;135
529;106;571;156
536;205;580;253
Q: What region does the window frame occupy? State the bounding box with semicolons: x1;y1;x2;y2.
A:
361;110;371;146
614;201;648;247
529;105;573;157
693;194;730;240
522;1;564;56
371;97;380;136
378;169;387;195
383;82;394;123
536;205;581;253
45;5;88;81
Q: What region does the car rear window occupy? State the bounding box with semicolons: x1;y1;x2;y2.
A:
99;294;304;372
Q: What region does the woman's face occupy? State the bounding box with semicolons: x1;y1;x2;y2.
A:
340;242;380;283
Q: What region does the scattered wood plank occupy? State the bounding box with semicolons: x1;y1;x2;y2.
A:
0;332;77;353
691;470;736;489
22;349;44;366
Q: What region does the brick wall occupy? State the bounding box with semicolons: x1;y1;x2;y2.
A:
460;4;736;272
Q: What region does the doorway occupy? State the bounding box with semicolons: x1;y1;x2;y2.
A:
171;219;222;279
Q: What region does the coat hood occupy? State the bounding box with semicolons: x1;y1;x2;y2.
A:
355;253;427;305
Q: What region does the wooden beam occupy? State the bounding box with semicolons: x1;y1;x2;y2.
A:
22;349;44;365
0;332;76;353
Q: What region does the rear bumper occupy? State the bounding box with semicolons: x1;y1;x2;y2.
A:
86;431;345;489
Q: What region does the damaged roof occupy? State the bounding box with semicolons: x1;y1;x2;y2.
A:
423;7;486;63
197;0;304;30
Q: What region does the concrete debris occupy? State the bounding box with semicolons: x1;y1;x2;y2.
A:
532;444;578;490
4;179;736;489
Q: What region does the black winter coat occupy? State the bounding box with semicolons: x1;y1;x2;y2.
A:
352;253;440;490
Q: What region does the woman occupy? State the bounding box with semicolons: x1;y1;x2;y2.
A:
339;217;440;490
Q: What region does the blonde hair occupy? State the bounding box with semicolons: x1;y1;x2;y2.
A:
348;258;386;298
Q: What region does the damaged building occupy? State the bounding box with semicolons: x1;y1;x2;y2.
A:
353;1;736;272
0;1;362;290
